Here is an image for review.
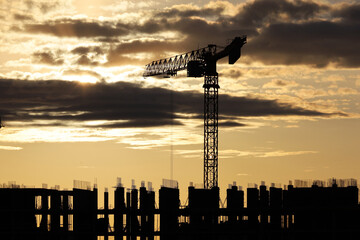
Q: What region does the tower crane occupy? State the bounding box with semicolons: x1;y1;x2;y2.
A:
143;36;247;189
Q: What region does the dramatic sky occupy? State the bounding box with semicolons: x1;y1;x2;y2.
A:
0;0;359;201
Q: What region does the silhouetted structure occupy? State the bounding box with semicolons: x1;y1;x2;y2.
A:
0;178;359;240
143;36;247;189
0;181;99;240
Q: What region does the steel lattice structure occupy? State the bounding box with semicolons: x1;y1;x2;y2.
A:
144;36;246;189
143;46;216;77
203;74;219;189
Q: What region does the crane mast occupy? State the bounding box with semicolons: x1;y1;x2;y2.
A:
144;36;247;189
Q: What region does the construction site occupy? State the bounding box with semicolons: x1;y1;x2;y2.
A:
0;178;359;240
1;36;360;240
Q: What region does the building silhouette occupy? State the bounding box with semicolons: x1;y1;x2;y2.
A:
0;178;359;240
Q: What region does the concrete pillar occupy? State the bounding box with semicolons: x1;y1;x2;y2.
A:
114;187;125;240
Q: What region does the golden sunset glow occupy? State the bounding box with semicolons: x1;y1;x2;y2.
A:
62;74;99;83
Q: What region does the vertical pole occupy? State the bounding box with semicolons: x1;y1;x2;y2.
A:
140;186;147;240
170;89;174;180
131;189;138;240
203;74;219;189
104;190;109;240
148;190;155;240
93;187;98;240
114;187;125;240
126;191;131;240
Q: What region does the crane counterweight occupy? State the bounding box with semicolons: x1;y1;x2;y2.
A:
143;36;247;189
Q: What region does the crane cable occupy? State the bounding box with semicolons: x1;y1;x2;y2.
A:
170;84;174;180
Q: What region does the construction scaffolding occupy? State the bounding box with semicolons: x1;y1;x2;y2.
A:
0;178;359;240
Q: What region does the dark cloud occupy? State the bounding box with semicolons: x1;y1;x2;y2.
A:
24;0;60;14
273;80;288;87
104;40;186;66
97;119;183;128
108;40;180;55
220;121;247;127
220;69;242;79
16;0;360;68
13;14;34;21
333;3;360;23
76;55;99;66
0;79;344;129
39;1;60;14
25;19;129;38
33;51;64;65
140;0;360;68
264;80;295;88
9;122;67;128
233;0;326;28
220;94;340;117
33;45;105;66
167;17;236;42
246;21;360;67
121;0;359;68
133;21;165;34
155;6;225;18
71;46;104;55
104;54;145;66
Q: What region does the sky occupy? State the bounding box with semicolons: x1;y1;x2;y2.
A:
0;0;360;203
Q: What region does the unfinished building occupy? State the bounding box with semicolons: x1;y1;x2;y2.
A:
0;178;359;240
